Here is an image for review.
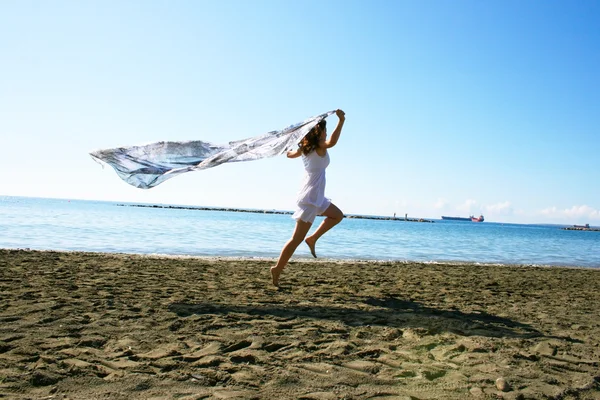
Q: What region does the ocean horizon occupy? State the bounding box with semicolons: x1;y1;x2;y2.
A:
1;195;599;268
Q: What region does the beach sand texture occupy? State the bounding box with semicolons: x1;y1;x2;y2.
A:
1;249;599;399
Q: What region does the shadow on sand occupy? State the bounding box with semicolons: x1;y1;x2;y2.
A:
168;296;548;339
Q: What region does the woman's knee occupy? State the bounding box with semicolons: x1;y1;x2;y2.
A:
324;203;344;221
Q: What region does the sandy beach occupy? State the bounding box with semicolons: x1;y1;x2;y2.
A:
1;249;599;399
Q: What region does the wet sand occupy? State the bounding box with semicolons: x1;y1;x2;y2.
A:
1;249;599;399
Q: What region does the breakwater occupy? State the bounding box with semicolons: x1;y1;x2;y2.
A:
563;226;600;232
117;204;435;223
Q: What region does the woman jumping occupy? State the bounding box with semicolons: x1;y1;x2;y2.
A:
271;109;346;286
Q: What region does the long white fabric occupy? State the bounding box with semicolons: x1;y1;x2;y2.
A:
90;110;335;189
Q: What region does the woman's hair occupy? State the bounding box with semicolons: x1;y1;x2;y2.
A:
299;120;326;155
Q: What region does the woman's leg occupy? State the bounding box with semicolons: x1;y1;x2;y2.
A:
305;203;344;258
271;219;312;286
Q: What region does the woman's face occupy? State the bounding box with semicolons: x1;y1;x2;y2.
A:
319;126;327;142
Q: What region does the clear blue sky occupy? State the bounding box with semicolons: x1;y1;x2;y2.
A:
1;0;598;224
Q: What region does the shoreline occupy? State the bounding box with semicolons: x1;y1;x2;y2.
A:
1;249;599;399
3;247;598;271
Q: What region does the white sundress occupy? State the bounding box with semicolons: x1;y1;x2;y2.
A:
292;150;331;224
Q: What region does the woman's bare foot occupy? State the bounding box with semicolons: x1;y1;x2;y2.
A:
270;266;284;287
305;238;317;258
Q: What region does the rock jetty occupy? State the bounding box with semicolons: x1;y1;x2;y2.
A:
117;204;434;223
563;224;600;232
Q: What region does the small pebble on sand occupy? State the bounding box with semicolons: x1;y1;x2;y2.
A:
496;377;510;392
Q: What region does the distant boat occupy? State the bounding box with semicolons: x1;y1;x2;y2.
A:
471;215;485;222
441;215;485;222
441;216;471;221
573;224;590;229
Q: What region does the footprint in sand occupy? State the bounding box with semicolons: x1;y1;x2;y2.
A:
221;340;252;353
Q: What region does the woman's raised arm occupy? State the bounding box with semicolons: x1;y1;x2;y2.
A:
324;109;345;148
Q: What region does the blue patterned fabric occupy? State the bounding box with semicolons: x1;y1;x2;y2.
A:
90;110;335;189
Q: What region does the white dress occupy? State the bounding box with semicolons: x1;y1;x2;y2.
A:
292;150;331;224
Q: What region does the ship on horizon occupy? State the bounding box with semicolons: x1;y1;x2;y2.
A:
441;215;485;222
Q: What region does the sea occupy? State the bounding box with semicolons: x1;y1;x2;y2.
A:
1;196;599;268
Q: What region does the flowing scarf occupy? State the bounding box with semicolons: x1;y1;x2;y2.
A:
90;110;335;189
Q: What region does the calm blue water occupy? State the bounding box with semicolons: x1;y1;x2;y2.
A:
1;196;599;268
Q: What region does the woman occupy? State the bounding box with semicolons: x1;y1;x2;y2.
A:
271;109;346;286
